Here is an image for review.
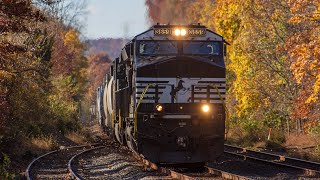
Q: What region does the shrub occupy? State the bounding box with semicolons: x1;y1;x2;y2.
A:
57;119;81;135
239;118;267;146
309;123;320;136
262;110;287;129
27;124;44;138
0;153;15;179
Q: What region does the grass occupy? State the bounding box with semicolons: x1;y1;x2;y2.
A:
30;135;58;151
226;129;320;162
65;131;88;144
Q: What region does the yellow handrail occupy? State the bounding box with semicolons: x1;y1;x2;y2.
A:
134;83;154;137
210;84;229;140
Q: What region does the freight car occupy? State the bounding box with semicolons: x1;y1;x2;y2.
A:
96;24;227;165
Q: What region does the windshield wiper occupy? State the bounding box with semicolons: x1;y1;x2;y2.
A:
165;37;177;47
200;38;211;47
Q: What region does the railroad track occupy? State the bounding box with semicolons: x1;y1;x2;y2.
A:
134;152;249;180
68;144;173;179
26;143;103;180
224;144;320;177
29;142;320;179
69;143;250;179
68;146;106;179
69;144;250;179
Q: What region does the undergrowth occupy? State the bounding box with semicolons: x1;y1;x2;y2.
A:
0;153;15;179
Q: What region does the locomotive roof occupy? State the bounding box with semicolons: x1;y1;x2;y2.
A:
133;24;224;41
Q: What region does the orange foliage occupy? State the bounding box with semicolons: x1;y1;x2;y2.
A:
86;53;111;102
286;0;320;120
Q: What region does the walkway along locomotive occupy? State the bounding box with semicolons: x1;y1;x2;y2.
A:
96;24;227;164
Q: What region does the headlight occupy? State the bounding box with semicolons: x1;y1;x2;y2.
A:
174;29;181;36
202;104;210;113
156;104;163;112
174;28;187;36
181;28;187;36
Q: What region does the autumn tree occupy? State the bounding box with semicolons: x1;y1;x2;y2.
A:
286;0;320;129
85;53;111;109
0;0;50;138
145;0;194;24
187;0;216;30
0;1;89;177
144;0;320;139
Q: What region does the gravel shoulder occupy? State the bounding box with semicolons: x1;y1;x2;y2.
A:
73;144;172;180
208;154;320;180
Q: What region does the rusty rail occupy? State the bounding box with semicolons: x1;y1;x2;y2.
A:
224;144;320;176
133;151;250;180
26;143;102;180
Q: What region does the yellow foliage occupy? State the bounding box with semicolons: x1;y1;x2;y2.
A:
310;60;319;70
306;74;320;104
0;70;15;78
63;30;82;50
187;0;216;30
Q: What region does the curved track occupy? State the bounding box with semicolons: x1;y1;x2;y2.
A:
27;142;320;179
68;146;105;179
68;145;173;179
68;143;249;180
26;143;102;180
224;144;320;176
133;152;249;180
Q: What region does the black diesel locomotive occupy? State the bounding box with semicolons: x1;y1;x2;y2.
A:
96;24;226;164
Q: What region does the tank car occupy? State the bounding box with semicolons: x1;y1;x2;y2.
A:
97;24;227;165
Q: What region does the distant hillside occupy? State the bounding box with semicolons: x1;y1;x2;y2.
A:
86;38;129;60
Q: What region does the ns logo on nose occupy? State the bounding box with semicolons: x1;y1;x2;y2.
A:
170;80;185;99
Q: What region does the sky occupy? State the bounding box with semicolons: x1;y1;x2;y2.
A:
85;0;149;39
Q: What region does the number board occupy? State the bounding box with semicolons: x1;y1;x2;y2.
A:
154;28;172;36
154;28;207;36
188;29;206;36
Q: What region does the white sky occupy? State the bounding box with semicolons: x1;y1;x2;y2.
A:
84;0;149;39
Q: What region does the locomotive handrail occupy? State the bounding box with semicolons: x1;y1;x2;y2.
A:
210;84;228;113
210;84;230;140
134;83;154;136
115;85;130;93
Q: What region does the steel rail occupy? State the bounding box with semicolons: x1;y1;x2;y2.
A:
134;153;197;180
133;151;250;180
26;143;102;180
224;144;320;176
68;146;106;180
205;166;251;180
225;144;320;168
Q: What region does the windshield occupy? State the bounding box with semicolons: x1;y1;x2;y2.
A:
139;41;178;55
183;41;220;55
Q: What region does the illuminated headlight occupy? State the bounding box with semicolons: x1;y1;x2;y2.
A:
156;104;163;112
174;29;181;36
202;104;210;113
174;28;187;36
181;28;187;36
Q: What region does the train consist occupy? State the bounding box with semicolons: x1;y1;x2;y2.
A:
96;24;226;165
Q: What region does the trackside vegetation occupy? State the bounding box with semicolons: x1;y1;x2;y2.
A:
0;0;109;178
145;0;320;153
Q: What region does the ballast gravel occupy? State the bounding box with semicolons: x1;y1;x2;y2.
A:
73;145;172;180
208;154;320;180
